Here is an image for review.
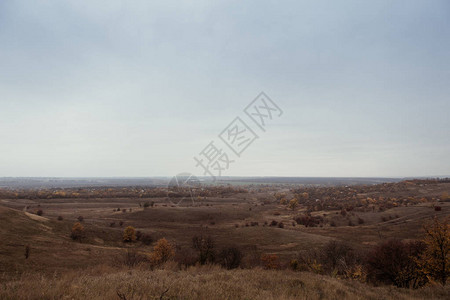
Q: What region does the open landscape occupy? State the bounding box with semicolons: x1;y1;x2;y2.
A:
1;178;449;299
1;1;449;299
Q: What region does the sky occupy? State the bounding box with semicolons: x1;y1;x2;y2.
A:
0;0;449;178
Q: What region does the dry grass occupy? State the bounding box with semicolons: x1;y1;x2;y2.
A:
1;265;448;300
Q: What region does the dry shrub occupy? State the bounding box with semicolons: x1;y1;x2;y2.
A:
24;245;30;259
123;249;147;268
70;222;85;241
192;235;215;265
219;247;243;270
151;238;175;265
418;217;449;285
261;254;279;270
123;226;136;243
175;247;198;268
367;239;427;288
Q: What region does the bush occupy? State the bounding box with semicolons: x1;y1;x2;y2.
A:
24;245;30;259
358;218;365;224
140;233;153;246
290;259;299;271
434;206;442;211
70;222;85;241
270;220;278;227
367;239;427;288
219;247;243;269
261;254;279;269
123;226;136;243
36;209;43;216
123;249;146;267
151;238;175;265
77;216;84;222
57;216;63;221
192;235;215;265
418;217;449;285
175;247;198;267
295;214;322;227
321;241;361;276
278;222;284;228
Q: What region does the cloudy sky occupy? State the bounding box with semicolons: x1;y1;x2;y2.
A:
0;1;449;178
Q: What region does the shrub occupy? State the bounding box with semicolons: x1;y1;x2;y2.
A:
36;209;43;216
57;216;63;221
288;198;299;211
321;241;360;275
290;259;299;271
434;206;442;212
70;222;85;241
192;235;215;265
270;220;278;227
278;222;284;228
219;247;243;269
417;217;449;285
367;239;427;288
77;216;84;222
123;249;146;267
295;214;322;227
123;226;136;243
297;249;323;274
261;254;279;269
24;245;30;259
358;218;365;225
175;247;198;267
140;234;153;246
151;238;175;264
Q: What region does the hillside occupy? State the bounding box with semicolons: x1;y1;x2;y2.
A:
1;266;449;300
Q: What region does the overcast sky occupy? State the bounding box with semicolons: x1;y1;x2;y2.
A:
0;0;449;178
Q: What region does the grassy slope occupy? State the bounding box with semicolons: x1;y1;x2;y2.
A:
1;266;449;300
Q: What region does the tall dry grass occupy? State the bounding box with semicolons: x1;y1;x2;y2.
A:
1;264;448;300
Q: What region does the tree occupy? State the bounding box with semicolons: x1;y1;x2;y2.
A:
70;222;85;241
152;238;175;264
123;226;136;243
288;198;299;211
418;217;449;285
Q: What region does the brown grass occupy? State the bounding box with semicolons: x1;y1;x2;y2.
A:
1;265;449;300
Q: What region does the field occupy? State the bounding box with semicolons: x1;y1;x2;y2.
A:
0;179;449;299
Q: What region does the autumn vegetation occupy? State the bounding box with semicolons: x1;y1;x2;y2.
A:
0;179;449;299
